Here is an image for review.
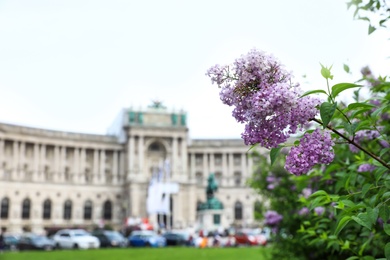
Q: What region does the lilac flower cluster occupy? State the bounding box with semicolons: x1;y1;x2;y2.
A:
285;129;335;176
266;174;281;190
349;130;381;153
298;207;309;216
357;163;376;172
264;210;283;226
206;49;321;149
314;207;325;216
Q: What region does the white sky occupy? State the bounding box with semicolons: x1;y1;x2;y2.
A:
0;0;389;139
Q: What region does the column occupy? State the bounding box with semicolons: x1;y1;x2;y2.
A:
12;141;18;180
138;135;144;175
40;144;46;182
128;136;134;176
202;153;208;185
33;143;39;181
241;153;247;179
19;142;25;180
73;148;80;183
119;151;124;183
222;153;227;187
93;149;99;184
228;153;234;187
79;148;86;184
180;137;187;176
172;137;178;178
190;153;195;180
0;139;3;178
53;146;60;182
112;151;118;185
0;139;3;164
99;150;106;184
60;146;67;183
209;153;215;173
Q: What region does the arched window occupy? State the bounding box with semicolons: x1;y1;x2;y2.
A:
21;198;31;219
84;200;93;220
42;199;51;219
63;200;72;220
234;201;243;220
103;200;112;220
0;197;10;219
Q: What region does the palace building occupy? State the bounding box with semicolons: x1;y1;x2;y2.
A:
0;102;266;234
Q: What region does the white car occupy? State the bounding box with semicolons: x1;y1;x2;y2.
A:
52;229;100;249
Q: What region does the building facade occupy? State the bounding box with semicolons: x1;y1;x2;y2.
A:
0;104;266;234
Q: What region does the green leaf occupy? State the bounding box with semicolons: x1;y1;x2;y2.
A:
270;146;282;166
384;223;390;236
320;102;337;128
320;63;333;80
385;242;390;260
367;207;378;225
347;102;375;110
300;89;328;98
343;64;350;73
352;213;372;230
361;183;372;197
379;205;390;222
331;83;362;99
310;190;328;198
380;148;390;157
335;216;352;236
368;25;376;34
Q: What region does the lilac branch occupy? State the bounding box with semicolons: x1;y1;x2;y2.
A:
310;118;390;170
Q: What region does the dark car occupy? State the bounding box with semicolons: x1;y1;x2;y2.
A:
91;230;128;248
18;234;56;251
162;232;187;246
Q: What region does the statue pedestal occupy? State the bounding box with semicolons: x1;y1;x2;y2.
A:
196;209;224;231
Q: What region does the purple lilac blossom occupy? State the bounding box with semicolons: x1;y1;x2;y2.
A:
206;49;321;149
264;210;283;226
349;130;380;153
298;207;309;216
357;163;376;172
314;207;325;215
285;129;335;175
301;188;312;198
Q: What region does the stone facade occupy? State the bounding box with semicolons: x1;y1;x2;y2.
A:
0;105;266;234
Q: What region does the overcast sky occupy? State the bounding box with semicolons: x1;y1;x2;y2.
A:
0;0;389;139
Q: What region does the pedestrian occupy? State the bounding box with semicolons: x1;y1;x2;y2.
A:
0;228;5;254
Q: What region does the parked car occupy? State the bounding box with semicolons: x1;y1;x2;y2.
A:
162;232;187;246
91;230;128;248
128;230;166;247
234;229;267;246
18;234;56;251
52;229;100;249
4;235;19;251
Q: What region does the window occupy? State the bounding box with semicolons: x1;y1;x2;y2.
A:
215;172;222;185
214;154;222;166
84;200;93;220
234;171;242;186
195;154;203;166
213;214;221;224
234;201;243;220
63;200;72;220
233;154;241;166
103;200;112;220
0;197;9;219
42;199;51;219
22;198;31;219
195;172;203;186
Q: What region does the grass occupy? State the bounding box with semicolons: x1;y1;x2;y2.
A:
0;247;272;260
